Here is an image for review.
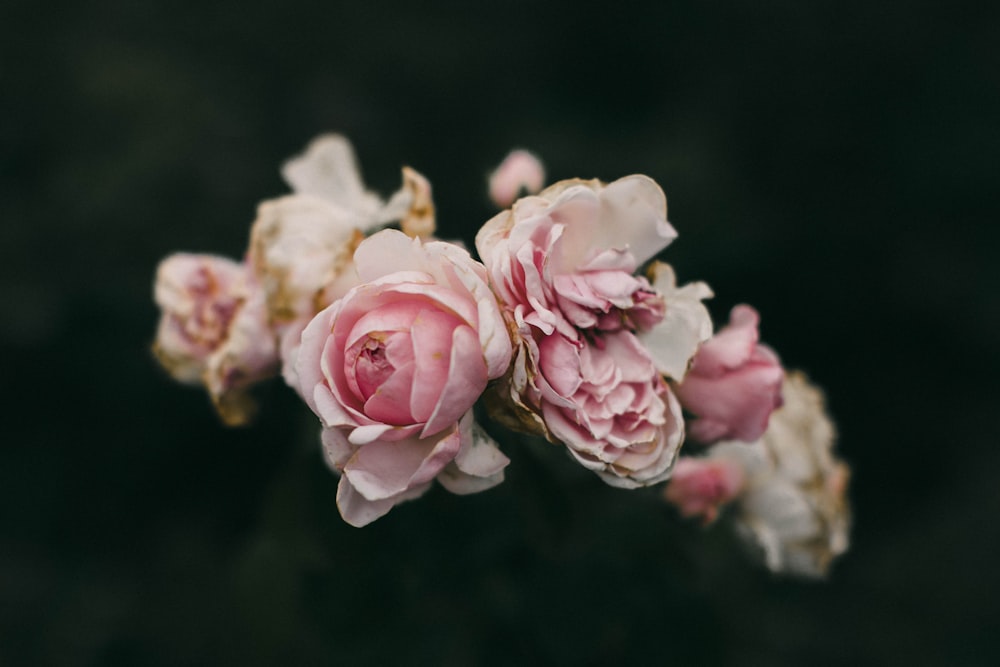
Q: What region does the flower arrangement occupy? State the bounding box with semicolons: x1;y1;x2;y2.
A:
153;134;851;577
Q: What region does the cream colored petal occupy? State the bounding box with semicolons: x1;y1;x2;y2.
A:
398;166;436;238
594;175;676;268
638;261;714;381
248;194;363;326
280;134;383;219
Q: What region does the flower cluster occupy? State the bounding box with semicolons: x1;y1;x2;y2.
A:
153;134;850;575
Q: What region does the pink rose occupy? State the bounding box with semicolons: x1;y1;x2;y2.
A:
674;305;784;444
294;229;513;526
662;457;745;524
476;175;709;486
152;253;278;425
536;330;685;488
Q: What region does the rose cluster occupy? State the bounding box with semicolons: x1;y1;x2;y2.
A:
153;134;850;576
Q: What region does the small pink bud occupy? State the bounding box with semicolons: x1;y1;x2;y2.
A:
488;149;545;208
663;457;746;524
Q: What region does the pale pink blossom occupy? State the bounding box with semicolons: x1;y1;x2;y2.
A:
477;176;698;486
152;253;278;425
294;230;512;526
489;149;546;208
662;457;745;524
535;330;685;488
704;372;851;578
674;305;784;444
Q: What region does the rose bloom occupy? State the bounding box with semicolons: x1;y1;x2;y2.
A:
537;329;685;488
477;175;711;486
693;371;851;578
674;305;784;444
294;230;512;526
152;253;278;425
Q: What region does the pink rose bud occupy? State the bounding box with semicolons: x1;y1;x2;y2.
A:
663;457;745;524
294;230;513;526
152;253;278;425
488;149;546;208
675;305;784;444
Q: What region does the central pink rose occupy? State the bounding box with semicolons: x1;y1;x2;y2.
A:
294;229;513;526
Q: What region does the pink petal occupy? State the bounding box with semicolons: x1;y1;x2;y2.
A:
691;305;760;377
313;383;364;430
409;309;460;422
293;302;340;413
342;428;462;501
348;423;398;445
336;476;399;527
538;333;583;398
420;325;489;437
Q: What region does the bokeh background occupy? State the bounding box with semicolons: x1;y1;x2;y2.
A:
3;1;999;664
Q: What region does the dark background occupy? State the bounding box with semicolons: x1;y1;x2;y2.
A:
3;1;999;665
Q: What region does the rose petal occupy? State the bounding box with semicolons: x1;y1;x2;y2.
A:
420;325;489;437
336;476;433;528
342;428;462;501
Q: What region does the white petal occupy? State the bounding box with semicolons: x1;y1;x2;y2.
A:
280;134;383;218
638;261;714;381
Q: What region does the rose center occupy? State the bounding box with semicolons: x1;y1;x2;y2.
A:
354;337;395;400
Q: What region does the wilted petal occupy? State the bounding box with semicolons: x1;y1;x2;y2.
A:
249;195;364;327
399;166;436;238
436;413;509;495
451;410;510;478
280;133;383;219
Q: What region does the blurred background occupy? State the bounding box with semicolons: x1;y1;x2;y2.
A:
2;0;998;664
